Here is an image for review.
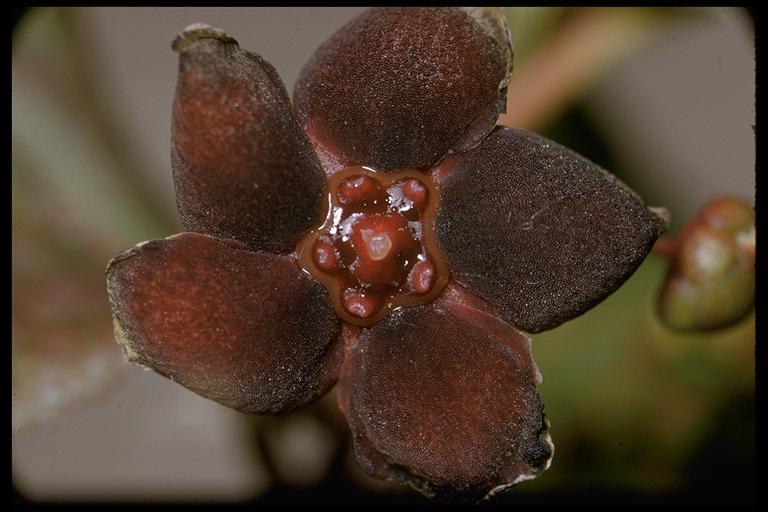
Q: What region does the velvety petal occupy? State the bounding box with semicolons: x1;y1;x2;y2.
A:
171;24;326;252
106;232;340;413
294;7;513;172
338;293;553;501
435;127;668;333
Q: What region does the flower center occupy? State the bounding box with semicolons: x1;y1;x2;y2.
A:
297;166;449;326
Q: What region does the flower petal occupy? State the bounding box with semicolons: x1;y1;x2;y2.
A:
435;127;668;333
171;25;326;252
106;232;340;413
294;7;513;172
338;293;553;501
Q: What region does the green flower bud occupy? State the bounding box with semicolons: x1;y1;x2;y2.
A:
658;196;754;331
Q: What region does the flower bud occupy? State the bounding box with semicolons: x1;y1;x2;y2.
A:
658;197;754;331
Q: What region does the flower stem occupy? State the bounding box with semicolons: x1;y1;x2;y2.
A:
651;233;680;261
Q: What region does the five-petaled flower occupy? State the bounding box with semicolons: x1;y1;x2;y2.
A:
106;7;668;502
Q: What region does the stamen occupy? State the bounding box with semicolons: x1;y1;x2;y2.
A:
336;175;384;209
313;239;338;272
410;259;435;294
343;289;379;319
402;179;428;209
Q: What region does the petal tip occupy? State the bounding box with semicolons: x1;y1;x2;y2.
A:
172;23;238;53
485;414;554;500
111;316;142;365
106;247;150;368
105;239;154;273
460;7;514;86
649;206;671;233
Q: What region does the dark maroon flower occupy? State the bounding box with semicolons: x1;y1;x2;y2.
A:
106;8;668;502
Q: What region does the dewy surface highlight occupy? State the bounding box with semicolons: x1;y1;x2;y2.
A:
297;166;449;326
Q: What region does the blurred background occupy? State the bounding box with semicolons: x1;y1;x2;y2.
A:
12;7;755;505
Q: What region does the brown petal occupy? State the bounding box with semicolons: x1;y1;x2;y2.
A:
435;127;668;333
294;8;513;172
338;295;553;501
172;25;326;252
106;232;340;413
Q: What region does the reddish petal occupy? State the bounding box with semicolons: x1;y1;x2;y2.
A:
435;127;668;333
339;295;553;501
294;8;513;172
172;25;325;252
106;232;340;413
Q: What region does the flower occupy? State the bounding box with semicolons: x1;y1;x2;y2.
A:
106;8;668;502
